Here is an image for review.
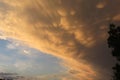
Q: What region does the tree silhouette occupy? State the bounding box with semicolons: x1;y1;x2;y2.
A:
107;24;120;80
112;63;120;80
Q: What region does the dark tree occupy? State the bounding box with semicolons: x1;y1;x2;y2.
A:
107;24;120;80
108;24;120;61
112;63;120;80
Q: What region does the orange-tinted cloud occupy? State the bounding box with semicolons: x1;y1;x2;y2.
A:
0;0;120;80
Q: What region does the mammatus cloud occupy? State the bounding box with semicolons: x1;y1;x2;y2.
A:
0;0;120;80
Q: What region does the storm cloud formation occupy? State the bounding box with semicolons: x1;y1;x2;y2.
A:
0;0;120;80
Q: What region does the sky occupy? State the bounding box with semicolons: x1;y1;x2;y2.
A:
0;0;120;80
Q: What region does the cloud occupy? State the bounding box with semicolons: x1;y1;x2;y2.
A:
0;66;6;72
14;61;34;71
35;72;78;80
6;40;39;58
0;0;120;80
6;43;16;49
0;36;7;40
113;14;120;21
96;1;106;9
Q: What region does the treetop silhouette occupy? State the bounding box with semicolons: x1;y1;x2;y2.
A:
107;23;120;80
108;24;120;61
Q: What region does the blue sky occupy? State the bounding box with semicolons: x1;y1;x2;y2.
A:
0;39;66;76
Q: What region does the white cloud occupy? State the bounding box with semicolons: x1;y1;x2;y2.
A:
6;43;16;49
14;61;33;71
0;36;7;40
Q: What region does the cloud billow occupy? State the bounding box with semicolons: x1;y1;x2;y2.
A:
0;0;120;80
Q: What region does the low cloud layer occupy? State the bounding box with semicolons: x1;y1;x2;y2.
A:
0;0;120;80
